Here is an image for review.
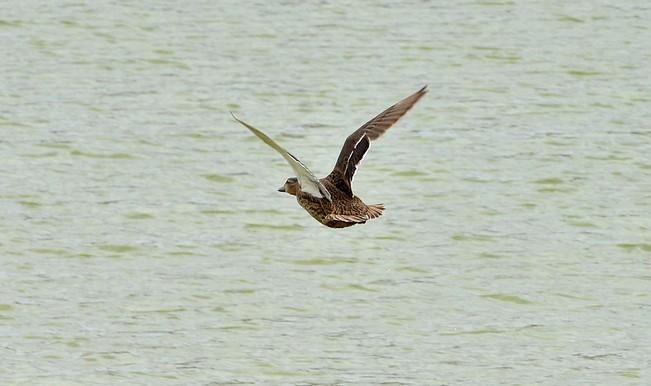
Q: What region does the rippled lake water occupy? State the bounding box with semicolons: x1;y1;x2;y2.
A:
2;1;650;385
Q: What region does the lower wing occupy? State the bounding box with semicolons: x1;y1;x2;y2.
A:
232;113;332;201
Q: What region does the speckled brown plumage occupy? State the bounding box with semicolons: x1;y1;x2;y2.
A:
296;177;384;228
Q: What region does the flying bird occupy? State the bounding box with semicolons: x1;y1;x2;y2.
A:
232;86;427;228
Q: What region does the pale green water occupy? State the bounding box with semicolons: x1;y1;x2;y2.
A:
1;1;650;385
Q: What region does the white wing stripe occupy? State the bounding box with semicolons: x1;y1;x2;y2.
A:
232;113;332;201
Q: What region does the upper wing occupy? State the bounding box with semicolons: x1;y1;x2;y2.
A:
343;134;370;185
232;113;332;201
328;85;428;195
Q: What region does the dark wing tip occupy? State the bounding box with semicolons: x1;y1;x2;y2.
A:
330;85;428;178
360;85;428;140
410;85;429;103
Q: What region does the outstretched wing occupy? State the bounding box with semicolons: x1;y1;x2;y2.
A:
328;85;428;196
232;113;332;201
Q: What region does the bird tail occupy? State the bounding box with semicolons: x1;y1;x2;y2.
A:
367;204;385;219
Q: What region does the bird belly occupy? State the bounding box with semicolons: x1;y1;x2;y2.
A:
297;194;332;225
296;192;368;228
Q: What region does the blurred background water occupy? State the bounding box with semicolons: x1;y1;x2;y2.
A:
1;1;650;385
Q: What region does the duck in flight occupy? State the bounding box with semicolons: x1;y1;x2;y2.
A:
232;86;427;228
